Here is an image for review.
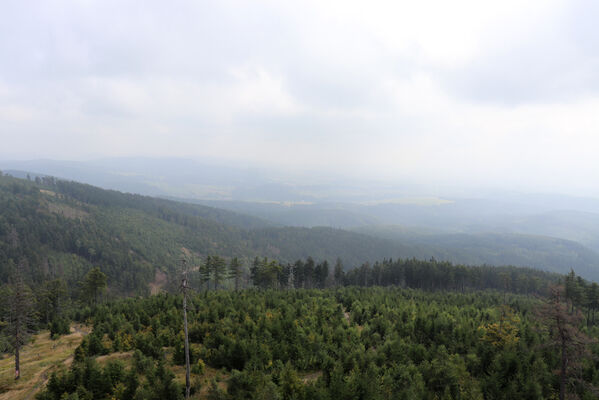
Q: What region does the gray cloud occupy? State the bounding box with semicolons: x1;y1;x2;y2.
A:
438;0;599;104
1;0;599;195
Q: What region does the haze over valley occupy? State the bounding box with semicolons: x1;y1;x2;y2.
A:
2;157;599;281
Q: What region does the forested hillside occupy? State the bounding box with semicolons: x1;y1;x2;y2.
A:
184;199;599;282
2;173;599;299
0;174;259;295
354;226;599;281
0;174;425;295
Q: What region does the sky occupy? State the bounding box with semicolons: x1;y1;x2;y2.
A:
1;0;599;195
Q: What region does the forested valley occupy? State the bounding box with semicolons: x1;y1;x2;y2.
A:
2;173;599;399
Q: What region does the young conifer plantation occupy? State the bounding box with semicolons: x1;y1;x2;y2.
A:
30;264;599;400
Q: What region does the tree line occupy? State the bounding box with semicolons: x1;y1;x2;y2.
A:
190;255;560;296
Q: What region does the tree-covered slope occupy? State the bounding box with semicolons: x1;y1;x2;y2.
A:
354;226;599;281
0;175;420;294
0;174;265;294
2;173;599;298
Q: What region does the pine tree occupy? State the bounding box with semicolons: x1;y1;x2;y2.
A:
228;257;243;291
536;285;596;400
212;256;226;290
278;263;292;289
315;260;329;288
564;269;581;313
39;279;67;324
81;267;107;305
3;261;36;380
292;260;305;289
586;282;599;325
200;256;213;291
334;258;344;286
250;257;261;288
250;258;281;289
304;257;315;289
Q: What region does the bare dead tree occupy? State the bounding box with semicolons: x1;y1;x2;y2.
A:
180;258;191;399
3;260;36;380
536;285;597;400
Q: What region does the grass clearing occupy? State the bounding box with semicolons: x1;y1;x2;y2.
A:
95;351;134;366
0;324;89;400
47;202;89;220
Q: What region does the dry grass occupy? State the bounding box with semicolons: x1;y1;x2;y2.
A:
39;189;56;197
299;370;322;383
47;202;89;220
0;324;89;400
0;328;297;400
95;351;134;366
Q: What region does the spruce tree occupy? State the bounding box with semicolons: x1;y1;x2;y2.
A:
81;267;107;305
212;256;226;290
228;257;243;291
334;258;344;286
3;260;36;380
200;256;213;291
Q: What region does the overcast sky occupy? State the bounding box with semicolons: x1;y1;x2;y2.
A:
1;0;598;194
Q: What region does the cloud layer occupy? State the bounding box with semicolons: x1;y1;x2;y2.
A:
1;0;598;194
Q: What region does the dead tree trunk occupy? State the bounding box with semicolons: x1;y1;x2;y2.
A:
183;285;190;399
180;259;191;399
560;333;567;400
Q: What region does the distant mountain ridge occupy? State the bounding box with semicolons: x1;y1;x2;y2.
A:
1;169;599;293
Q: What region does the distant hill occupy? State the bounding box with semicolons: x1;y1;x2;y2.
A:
496;210;599;253
354;225;599;280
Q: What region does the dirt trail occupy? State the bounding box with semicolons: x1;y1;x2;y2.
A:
149;269;168;295
22;372;47;400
